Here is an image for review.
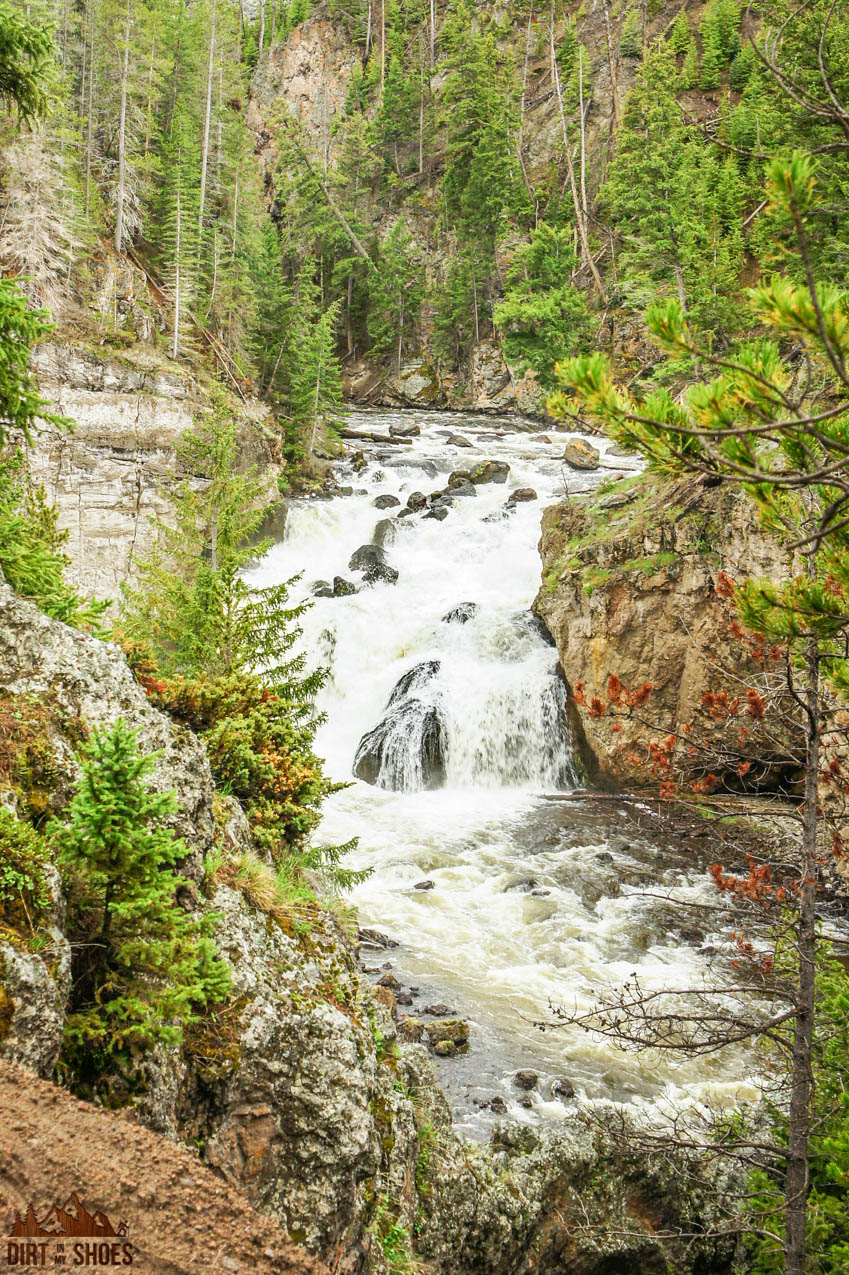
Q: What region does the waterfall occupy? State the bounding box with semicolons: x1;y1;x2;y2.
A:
246;409;756;1134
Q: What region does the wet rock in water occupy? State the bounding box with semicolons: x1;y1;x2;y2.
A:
406;491;428;511
552;1078;576;1101
414;879;435;891
448;434;472;447
531;888;551;897
423;1003;454;1017
514;1070;539;1091
373;493;400;509
353;676;446;790
397;1017;425;1043
396;506;416;518
348;543;399;586
427;1019;470;1048
518;1096;533;1109
433;1040;457;1057
332;576;357;597
377;971;401;990
311;580;333;598
390;421;421;437
594;851;614;864
442;602;479;625
358;927;399;949
389;660;441;705
532;434;552;444
563;438;600;470
509;606;555;647
448;470;472;488
504;877;538;893
352;449;367;472
508;487;537;503
396;991;414;1006
490;1096;509;1115
372;518;398;549
679;928;705;946
449;483;477;498
471;459;510;484
424;506;449;521
339;485;354;496
609;836;632;853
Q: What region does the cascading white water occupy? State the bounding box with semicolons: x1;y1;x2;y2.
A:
248;409;758;1135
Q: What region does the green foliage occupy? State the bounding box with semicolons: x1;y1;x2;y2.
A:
285;264;345;456
556;152;849;690
494;222;592;387
620;9;643;60
0;453;107;630
0;281;59;449
0;809;49;936
0;0;52;121
146;671;335;865
367;217;424;373
53;720;230;1071
370;1199;420;1274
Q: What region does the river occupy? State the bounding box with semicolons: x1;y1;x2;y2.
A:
249;408;758;1138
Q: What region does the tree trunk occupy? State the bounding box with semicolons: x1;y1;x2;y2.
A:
784;634;820;1275
198;0;217;259
114;4;130;253
430;0;435;63
550;18;606;301
578;47;588;222
173;188;181;360
380;0;386;97
601;0;621;127
144;36;156;159
259;0;265;54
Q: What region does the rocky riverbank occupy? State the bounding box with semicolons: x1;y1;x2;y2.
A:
535;471;805;790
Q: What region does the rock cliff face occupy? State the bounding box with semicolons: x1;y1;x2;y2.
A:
25;342;281;601
536;473;804;789
247;5;654;414
0;582;739;1275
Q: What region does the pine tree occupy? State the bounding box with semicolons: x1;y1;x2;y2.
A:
493;222;592;386
55;719;230;1063
367;216;423;375
669;8;691;57
286;265;344;457
699;7;724;90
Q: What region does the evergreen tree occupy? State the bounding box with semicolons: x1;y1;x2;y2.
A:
367;216;423;374
286;266;344;457
699;6;724;90
669;8;691;57
55;719;230;1064
494;222;592;387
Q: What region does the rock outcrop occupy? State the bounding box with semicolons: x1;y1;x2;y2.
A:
25;342;281;602
535;474;804;789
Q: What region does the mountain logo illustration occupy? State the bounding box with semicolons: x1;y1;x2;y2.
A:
8;1194;127;1239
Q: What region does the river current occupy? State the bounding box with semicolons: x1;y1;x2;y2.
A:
249;408;758;1136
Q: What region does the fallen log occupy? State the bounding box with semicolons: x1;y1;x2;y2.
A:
341;429;414;446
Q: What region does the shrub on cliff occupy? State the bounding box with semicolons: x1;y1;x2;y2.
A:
54;720;230;1084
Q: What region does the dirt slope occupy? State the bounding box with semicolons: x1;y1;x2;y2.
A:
0;1060;328;1274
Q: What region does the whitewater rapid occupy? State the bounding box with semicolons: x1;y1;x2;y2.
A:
248;409;758;1135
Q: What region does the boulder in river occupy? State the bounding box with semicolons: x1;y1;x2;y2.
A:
358;927;399;949
390;421;421;437
563;438;601;470
372;518;398;548
414;879;435;891
373;493;400;509
424;506;449;521
514;1069;539;1091
490;1096;509;1114
397;1017;425;1043
508;487;537;503
311;580;333;597
442;602;479;624
433;1040;456;1057
553;1078;576;1100
448;434;472;447
448;470;472;488
348;543;399;585
423;1003;455;1016
332;576;358;597
353;661;446;790
406;490;428;511
471;460;510;484
427;1018;470;1048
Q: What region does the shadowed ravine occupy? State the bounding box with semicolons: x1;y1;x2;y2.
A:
248;410;757;1136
